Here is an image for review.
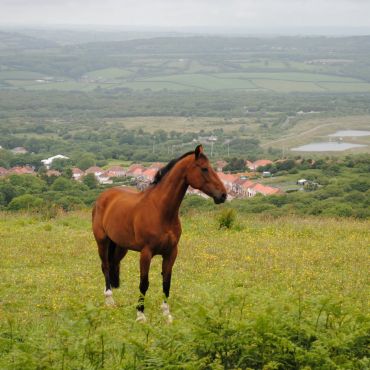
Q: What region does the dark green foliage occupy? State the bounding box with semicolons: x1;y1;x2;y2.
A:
8;194;43;211
223;158;246;172
83;173;98;189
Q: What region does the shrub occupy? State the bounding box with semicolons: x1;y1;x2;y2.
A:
217;208;236;229
8;194;43;211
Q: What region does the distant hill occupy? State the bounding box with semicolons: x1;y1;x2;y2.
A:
0;31;58;51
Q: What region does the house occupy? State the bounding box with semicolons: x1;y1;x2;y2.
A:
46;170;61;177
148;162;164;170
72;167;84;180
247;159;273;171
41;154;69;169
239;180;257;198
126;164;145;177
97;173;113;185
0;167;9;176
9;166;35;175
215;160;228;172
85;166;104;177
127;164;145;178
217;172;238;192
142;168;157;183
11;147;28;155
249;183;282;197
297;179;308;186
104;166;126;178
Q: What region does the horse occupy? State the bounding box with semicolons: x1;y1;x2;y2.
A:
92;145;227;323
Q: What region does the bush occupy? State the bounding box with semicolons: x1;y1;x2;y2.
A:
8;194;43;211
217;208;236;229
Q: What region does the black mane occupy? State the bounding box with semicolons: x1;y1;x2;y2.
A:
151;151;195;185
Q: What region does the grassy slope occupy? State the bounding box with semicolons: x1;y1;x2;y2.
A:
0;210;369;369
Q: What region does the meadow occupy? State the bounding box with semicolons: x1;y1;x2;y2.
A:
0;210;369;369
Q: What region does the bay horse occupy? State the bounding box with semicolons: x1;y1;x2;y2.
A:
92;145;227;323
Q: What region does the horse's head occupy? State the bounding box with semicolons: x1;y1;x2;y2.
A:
186;145;227;204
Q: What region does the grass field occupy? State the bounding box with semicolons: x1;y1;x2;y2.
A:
3;69;370;93
261;115;370;154
0;210;369;369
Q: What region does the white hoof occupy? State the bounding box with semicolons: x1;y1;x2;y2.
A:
136;311;147;323
161;302;173;324
104;289;115;306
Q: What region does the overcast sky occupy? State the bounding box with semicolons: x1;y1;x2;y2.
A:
1;0;370;33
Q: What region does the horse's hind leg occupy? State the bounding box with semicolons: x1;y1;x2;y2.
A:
97;239;115;306
136;248;152;322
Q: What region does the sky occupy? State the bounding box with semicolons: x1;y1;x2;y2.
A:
1;0;370;33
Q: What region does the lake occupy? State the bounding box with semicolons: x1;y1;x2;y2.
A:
291;142;367;152
329;130;370;137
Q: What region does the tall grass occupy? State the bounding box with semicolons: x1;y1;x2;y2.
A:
0;211;369;369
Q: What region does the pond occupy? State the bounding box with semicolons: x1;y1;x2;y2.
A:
329;130;370;137
291;142;367;152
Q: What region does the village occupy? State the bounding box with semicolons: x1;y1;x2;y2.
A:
0;152;284;200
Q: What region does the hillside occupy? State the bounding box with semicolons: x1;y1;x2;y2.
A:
0;210;368;368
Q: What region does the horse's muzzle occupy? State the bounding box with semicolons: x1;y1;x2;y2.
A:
214;192;227;204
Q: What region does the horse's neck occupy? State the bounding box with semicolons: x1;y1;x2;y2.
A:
150;159;189;222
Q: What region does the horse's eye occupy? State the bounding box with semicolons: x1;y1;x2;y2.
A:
201;168;208;173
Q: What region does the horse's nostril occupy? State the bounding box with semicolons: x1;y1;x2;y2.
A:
221;193;227;200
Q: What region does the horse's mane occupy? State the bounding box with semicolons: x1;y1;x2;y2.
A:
151;150;195;185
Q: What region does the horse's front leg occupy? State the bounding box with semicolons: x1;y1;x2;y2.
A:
136;248;152;322
161;246;178;323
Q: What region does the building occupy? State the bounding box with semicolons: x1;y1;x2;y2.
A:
215;160;228;172
46;170;61;177
126;164;145;178
0;167;9;176
72;167;84;181
8;166;35;175
85;166;104;177
41;154;69;169
141;168;157;183
104;166;126;178
11;147;28;155
246;159;273;171
217;172;238;192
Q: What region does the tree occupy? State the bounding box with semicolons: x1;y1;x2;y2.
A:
51;177;73;191
83;173;98;189
76;155;95;171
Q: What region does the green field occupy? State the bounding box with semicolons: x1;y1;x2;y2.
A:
3;70;370;93
1;210;369;369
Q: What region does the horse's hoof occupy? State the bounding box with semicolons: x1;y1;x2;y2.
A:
136;311;147;323
104;289;115;306
161;302;173;324
105;296;115;306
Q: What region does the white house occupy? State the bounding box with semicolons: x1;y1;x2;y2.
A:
41;154;69;169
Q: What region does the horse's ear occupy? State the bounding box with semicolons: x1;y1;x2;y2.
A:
195;144;203;159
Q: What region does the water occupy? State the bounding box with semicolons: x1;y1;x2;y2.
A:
329;130;370;137
291;142;367;152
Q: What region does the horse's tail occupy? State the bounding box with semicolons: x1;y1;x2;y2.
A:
108;240;120;288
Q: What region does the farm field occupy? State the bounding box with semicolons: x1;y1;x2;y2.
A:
0;210;369;369
3;71;370;93
261;115;370;154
